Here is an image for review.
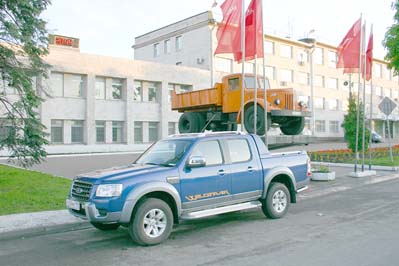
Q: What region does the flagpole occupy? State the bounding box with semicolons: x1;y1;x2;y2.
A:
261;0;268;145
368;24;374;170
240;0;246;132
354;14;363;173
254;56;258;134
361;20;367;171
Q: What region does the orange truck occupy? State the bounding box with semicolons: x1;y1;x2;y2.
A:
171;73;311;135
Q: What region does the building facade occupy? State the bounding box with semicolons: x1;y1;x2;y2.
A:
134;11;399;139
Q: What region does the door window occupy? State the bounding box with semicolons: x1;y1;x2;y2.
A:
226;139;251;163
191;140;223;166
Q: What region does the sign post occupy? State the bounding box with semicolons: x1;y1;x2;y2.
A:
378;97;397;162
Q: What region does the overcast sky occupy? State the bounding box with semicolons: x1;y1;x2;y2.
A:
42;0;395;60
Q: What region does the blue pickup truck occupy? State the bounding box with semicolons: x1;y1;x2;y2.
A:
67;132;310;245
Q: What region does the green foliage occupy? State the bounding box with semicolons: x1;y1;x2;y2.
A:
0;0;50;167
0;165;71;216
341;96;370;153
383;1;399;74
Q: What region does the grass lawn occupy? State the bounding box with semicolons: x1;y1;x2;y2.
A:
0;164;72;216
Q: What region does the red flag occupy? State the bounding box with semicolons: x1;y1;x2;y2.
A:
236;0;263;62
336;18;361;73
364;30;373;81
214;0;242;57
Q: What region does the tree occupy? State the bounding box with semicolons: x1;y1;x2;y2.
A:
383;1;399;74
342;96;370;153
0;0;50;167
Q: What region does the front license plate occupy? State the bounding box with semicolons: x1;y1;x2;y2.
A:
66;199;80;211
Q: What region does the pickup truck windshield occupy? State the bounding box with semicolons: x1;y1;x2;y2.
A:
135;139;193;167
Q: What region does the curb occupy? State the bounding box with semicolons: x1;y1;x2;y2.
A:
312;161;399;171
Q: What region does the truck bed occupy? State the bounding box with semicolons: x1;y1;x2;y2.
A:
171;86;222;111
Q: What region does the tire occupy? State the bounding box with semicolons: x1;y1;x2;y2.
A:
90;222;120;231
129;198;174;246
280;117;305;135
261;182;291;219
178;112;199;133
244;104;266;135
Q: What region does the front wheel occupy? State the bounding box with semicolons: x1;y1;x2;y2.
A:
244;105;266;135
280;117;305;135
261;182;290;219
129;198;174;246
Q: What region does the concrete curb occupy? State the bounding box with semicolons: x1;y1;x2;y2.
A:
312;161;399;171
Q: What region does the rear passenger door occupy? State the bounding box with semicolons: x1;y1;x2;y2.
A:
224;137;263;201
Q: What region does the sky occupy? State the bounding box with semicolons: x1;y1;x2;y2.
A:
42;0;395;60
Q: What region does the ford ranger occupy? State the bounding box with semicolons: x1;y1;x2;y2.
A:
66;132;311;245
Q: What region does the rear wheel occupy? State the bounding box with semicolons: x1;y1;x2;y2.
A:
244;105;266;135
129;198;173;246
178;112;199;133
91;222;120;231
280;117;305;135
261;182;290;219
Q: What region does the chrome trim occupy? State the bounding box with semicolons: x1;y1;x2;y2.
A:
166;176;180;184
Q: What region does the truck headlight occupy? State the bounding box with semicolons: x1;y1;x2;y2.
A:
96;184;123;197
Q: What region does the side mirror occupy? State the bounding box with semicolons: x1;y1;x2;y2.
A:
187;156;206;168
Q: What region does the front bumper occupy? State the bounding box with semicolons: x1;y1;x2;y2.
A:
271;110;311;117
67;200;122;223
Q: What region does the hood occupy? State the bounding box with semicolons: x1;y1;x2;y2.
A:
77;164;169;183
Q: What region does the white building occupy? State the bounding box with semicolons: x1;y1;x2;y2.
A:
134;11;399;139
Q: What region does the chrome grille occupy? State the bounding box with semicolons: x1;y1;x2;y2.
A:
71;180;93;201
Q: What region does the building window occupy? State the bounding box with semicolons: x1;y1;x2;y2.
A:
96;121;105;143
304;118;311;130
264;41;274;54
168;84;174;103
298;72;310;85
50;72;63;97
386;66;392;80
328;99;339;110
69;74;84;98
314;97;324;110
297;48;309;64
153;43;160;57
328;51;337;68
111;78;123;100
112;121;124;143
265;66;275;80
327;78;338;90
280;69;293;83
315;120;326;132
71;120;84;143
168;122;176;135
280;44;292;58
176;36;182;51
0;119;13;141
148;122;159;142
374;64;382;78
393;90;399;100
314;47;324;65
134;80;143;101
51;120;63;144
164;39;171;54
215;57;233;73
375;86;382;96
134;121;143;144
0;76;15;94
384;88;392;98
315;75;325;87
95;77;106;99
329;121;339;133
244;63;254;74
148;82;159;103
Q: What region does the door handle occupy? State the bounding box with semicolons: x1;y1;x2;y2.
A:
218;169;226;176
247;166;254;173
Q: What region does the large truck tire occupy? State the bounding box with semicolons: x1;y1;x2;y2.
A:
280;117;305;135
244;105;267;135
178;112;200;133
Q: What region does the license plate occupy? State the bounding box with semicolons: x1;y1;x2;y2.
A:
292;111;301;116
66;199;80;211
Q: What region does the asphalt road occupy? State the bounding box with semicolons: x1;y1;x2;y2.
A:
0;177;398;266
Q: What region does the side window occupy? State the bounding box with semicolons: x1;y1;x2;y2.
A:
226;139;251;163
191;140;223;166
228;78;239;91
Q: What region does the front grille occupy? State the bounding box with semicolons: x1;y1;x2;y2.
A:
285;93;293;110
71;180;93;201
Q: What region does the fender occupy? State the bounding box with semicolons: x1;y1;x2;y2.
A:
119;181;182;223
262;166;297;203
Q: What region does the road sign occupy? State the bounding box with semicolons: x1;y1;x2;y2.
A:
378;97;397;116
